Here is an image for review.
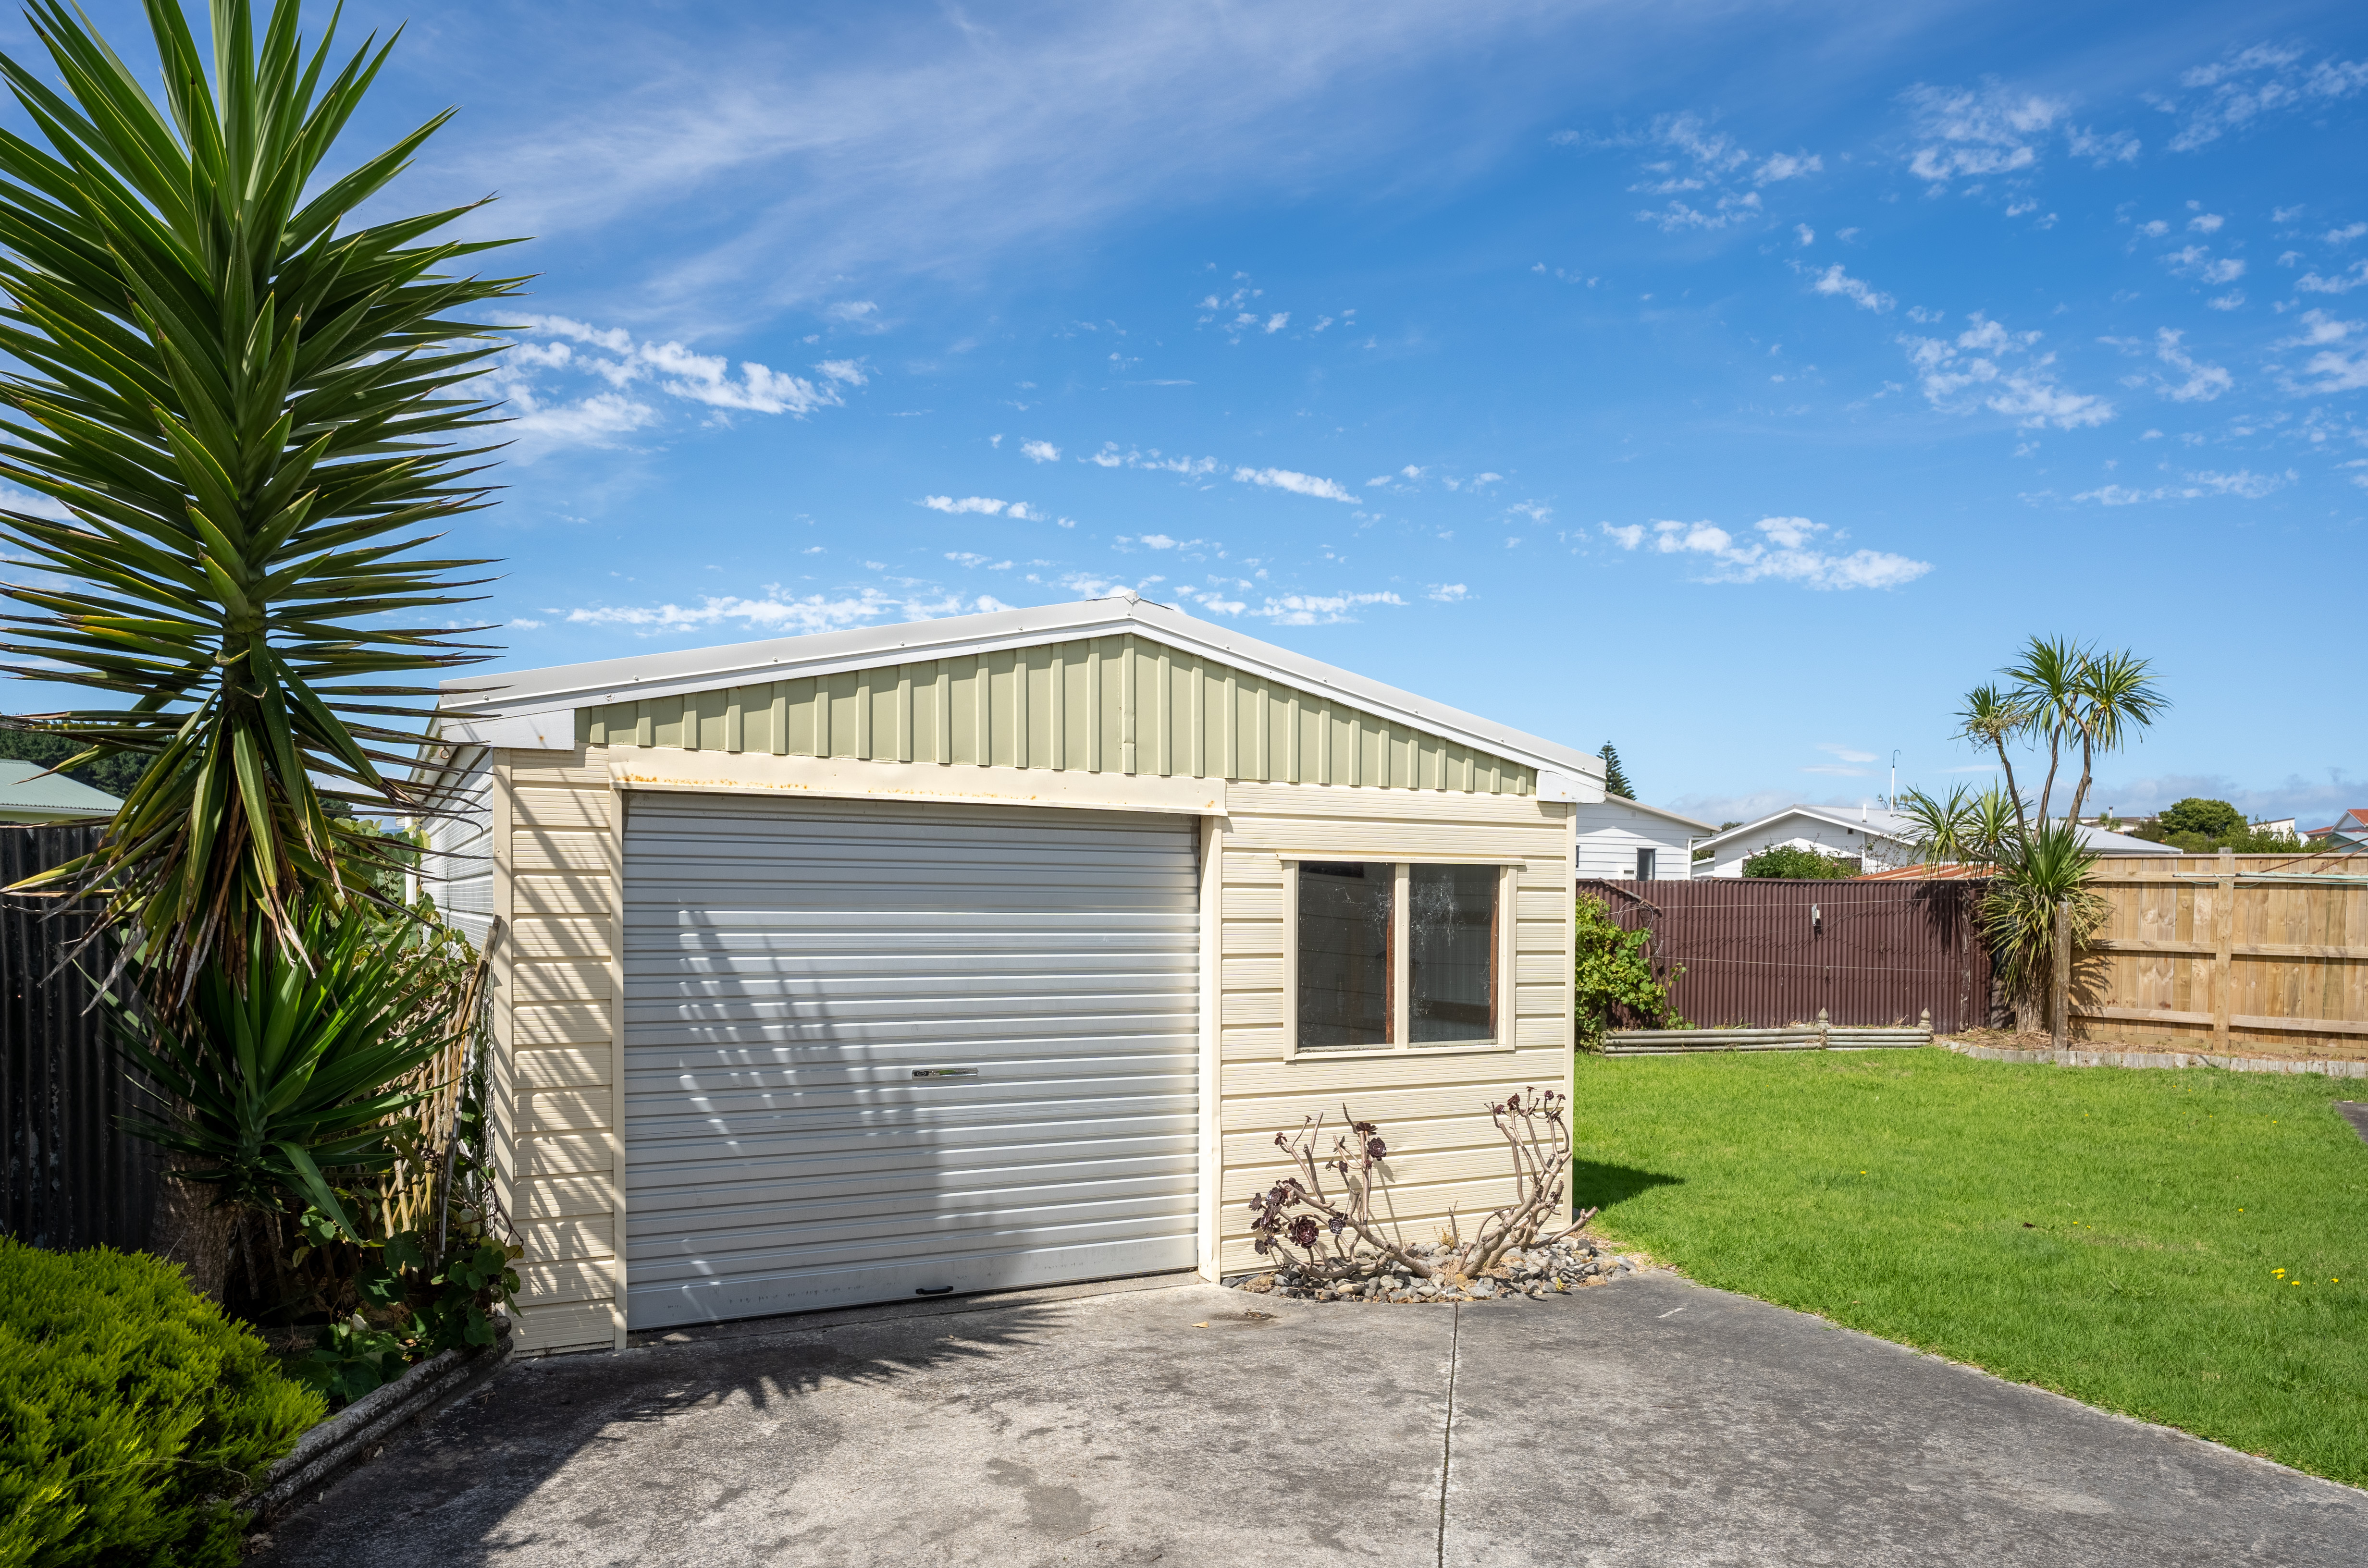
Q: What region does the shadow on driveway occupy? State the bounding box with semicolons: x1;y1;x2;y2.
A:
258;1274;2368;1568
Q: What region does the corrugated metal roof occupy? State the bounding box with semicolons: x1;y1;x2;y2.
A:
0;759;120;816
1855;862;1993;881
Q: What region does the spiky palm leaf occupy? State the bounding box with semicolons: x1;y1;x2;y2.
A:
1979;818;2106;1017
0;0;522;989
114;897;457;1236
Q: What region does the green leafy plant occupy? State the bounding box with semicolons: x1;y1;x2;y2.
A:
1892;782;2018;868
1574;894;1685;1048
289;1311;407;1405
0;0;521;989
115;899;458;1238
1976;819;2107;1026
1741;844;1861;879
0;1237;322;1568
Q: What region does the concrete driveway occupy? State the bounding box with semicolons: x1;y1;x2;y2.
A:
258;1272;2367;1567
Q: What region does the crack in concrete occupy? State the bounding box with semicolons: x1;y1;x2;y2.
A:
1436;1302;1460;1568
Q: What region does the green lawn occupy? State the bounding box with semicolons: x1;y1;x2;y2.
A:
1568;1049;2368;1487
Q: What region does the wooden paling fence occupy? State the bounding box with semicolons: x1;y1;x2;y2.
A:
2077;852;2368;1060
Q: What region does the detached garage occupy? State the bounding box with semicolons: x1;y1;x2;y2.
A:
419;596;1593;1354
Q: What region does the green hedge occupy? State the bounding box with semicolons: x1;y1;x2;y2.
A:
0;1238;324;1568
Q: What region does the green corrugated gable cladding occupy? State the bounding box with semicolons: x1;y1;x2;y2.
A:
578;633;1533;795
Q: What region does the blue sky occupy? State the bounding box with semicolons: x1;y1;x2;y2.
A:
12;1;2368;826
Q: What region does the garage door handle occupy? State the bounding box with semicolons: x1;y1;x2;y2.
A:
911;1067;978;1078
915;1286;954;1296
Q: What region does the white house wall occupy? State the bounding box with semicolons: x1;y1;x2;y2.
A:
419;746;495;950
1704;815;1910;878
1570;800;1696;882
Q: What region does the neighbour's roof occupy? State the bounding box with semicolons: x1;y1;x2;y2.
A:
1693;804;1915;853
1856;863;1993;881
1696;803;2173;857
0;758;120;816
432;594;1603;784
1592;796;1718;833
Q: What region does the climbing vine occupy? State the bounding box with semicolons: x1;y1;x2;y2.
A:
1574;894;1685;1049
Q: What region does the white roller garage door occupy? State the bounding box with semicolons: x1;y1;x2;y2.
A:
621;793;1201;1329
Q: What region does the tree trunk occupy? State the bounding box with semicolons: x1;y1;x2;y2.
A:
148;1153;233;1303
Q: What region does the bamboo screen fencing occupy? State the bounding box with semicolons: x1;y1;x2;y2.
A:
2077;852;2368;1060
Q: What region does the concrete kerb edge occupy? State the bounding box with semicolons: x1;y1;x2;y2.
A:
1945;1041;2368;1078
1635;1272;2368;1502
252;1322;514;1524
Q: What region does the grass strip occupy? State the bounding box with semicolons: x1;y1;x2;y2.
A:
1569;1048;2367;1487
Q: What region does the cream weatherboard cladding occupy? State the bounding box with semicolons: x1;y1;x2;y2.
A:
438;604;1582;1355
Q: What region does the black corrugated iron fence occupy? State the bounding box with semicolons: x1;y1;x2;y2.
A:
2;824;159;1251
1579;876;1995;1034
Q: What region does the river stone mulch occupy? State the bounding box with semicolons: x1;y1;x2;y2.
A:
1223;1234;1646;1304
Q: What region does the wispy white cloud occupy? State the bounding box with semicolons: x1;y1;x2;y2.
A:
2147;328;2233;402
1900;80;2068;183
2276;309;2368;393
1809;263;1893;312
562;585;1005;637
493;315;861;450
1898;313;2114;429
1245;590;1408;625
2071;468;2294;504
2160;245;2245;286
2167;44;2368;152
2297;260;2368;295
1428;583;1469;602
515;314;853;416
1623;515;1931;589
1021;439;1061;462
920;495;1014;514
1616;111;1817;233
1084;443;1224;476
1232;466;1357;502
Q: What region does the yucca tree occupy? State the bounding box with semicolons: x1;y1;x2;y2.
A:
0;0;521;993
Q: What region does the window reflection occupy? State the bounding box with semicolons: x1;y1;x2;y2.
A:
1409;864;1497;1043
1297;861;1392;1048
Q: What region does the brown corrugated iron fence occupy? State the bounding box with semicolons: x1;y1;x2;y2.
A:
1579;876;1995;1033
2;824;159;1252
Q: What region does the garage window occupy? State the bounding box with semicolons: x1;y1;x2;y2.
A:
1289;860;1514;1056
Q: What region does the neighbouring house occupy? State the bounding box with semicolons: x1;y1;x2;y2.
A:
1572;796;1715;881
1694;803;2170;878
0;758;120;823
417;596;1591;1354
2308;810;2368;851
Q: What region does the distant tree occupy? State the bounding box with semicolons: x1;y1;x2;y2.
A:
1742;844;1861;879
2158;798;2245;841
1598;743;1635;800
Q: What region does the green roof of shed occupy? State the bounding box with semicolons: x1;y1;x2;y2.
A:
0;758;121;817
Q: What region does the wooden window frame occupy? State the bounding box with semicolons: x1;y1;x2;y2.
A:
1281;857;1520;1062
